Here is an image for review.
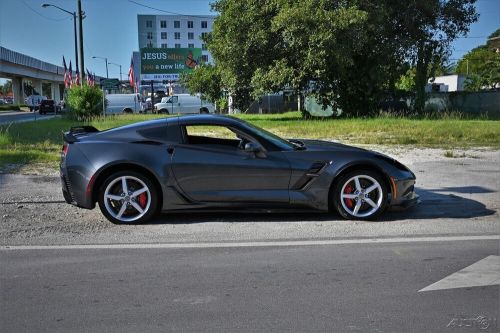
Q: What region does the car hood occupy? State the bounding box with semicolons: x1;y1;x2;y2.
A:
298;139;369;153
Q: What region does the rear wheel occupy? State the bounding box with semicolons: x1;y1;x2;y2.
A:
98;171;158;224
332;170;387;220
200;107;209;114
159;109;169;114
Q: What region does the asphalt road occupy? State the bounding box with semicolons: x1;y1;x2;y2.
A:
0;110;58;124
1;239;498;333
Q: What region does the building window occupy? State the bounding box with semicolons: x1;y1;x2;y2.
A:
188;32;194;40
187;21;193;28
161;32;167;39
160;20;166;28
201;21;208;29
202;43;207;51
161;43;168;48
147;41;153;48
147;32;153;40
201;55;209;62
201;32;208;40
174;21;180;28
188;43;195;48
175;44;181;49
174;32;181;40
146;20;152;28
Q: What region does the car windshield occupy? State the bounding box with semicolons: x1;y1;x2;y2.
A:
238;119;296;151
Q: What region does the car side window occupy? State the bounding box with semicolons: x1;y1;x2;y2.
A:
183;125;250;150
168;96;178;103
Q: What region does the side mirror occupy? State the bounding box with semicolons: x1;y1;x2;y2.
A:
244;142;263;153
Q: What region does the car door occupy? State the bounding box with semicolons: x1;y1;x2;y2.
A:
169;122;291;203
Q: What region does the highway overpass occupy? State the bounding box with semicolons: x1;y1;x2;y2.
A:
0;47;65;104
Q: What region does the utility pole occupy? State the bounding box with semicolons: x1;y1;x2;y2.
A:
77;0;85;83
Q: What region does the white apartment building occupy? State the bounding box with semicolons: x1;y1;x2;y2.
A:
137;14;215;63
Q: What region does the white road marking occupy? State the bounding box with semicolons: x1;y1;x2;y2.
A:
419;255;500;292
1;235;499;251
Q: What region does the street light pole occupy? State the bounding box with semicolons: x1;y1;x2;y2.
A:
41;4;78;75
108;62;122;81
77;0;85;83
93;56;108;79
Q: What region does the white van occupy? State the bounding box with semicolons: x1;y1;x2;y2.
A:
25;95;47;111
105;94;144;114
153;94;215;114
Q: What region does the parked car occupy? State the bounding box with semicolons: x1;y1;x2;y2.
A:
105;94;144;114
39;99;58;114
154;94;215;114
60;114;419;224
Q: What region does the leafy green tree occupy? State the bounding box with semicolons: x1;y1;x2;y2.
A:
66;85;104;121
180;64;223;105
209;0;380;114
0;80;12;95
395;0;478;112
456;29;500;91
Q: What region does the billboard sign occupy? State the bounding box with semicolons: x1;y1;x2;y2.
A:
140;48;202;81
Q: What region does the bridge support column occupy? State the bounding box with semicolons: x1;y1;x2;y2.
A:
11;77;23;104
32;80;43;97
51;82;61;102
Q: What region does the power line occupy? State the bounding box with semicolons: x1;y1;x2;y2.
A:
20;0;71;22
128;0;214;19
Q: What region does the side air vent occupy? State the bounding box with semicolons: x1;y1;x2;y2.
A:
291;161;329;190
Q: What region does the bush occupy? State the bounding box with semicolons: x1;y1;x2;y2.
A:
0;104;20;111
66;85;104;121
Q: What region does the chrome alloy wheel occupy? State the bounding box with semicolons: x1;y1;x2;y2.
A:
103;176;152;223
340;175;383;218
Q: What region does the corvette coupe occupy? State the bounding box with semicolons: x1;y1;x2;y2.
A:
61;115;418;224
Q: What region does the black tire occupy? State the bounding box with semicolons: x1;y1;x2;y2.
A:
200;107;209;114
98;171;158;224
331;170;388;220
159;109;169;114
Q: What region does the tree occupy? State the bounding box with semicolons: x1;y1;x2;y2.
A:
0;80;12;95
209;0;373;114
395;0;478;112
456;29;500;91
180;64;223;105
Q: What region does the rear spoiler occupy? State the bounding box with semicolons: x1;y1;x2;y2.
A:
62;126;100;143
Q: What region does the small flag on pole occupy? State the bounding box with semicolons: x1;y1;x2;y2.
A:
63;56;70;88
75;67;80;86
128;57;135;88
68;61;73;87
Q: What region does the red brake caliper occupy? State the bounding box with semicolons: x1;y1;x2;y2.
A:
344;184;354;209
138;193;147;208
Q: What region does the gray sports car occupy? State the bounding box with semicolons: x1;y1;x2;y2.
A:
61;114;418;224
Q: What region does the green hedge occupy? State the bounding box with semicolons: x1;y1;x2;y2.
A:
0;104;27;111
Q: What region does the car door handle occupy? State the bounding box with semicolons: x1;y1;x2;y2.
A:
167;147;175;154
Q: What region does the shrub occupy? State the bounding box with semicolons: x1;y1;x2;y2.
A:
66;85;104;121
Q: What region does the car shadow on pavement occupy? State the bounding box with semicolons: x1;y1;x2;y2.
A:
147;186;496;225
381;187;496;221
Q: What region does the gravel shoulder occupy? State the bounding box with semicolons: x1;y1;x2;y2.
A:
1;146;499;246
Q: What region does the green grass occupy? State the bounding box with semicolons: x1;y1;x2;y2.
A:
0;112;499;170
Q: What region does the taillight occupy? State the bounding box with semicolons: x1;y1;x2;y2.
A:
61;143;69;159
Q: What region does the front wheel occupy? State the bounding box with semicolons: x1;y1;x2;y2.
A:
98;171;158;224
332;170;388;220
